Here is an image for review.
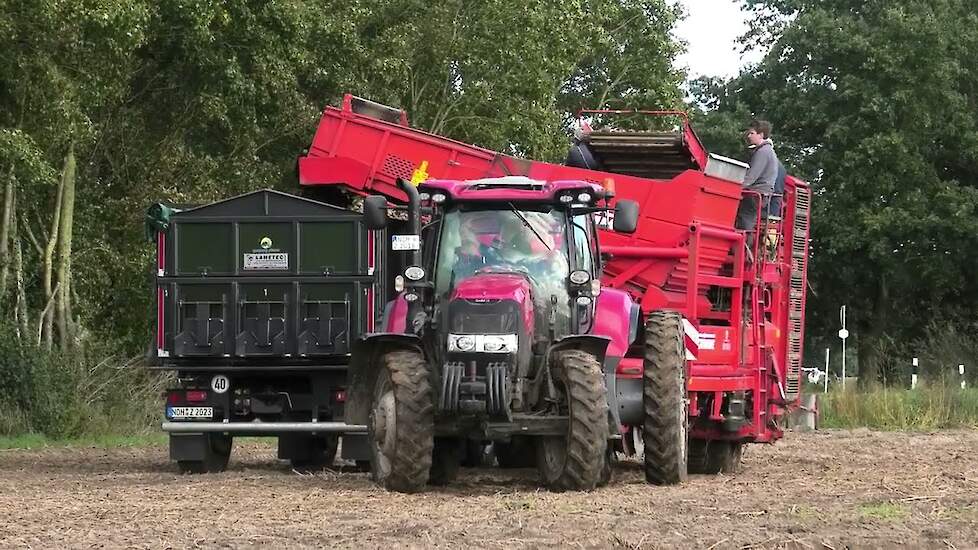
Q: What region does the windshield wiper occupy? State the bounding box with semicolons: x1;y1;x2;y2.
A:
507;203;552;252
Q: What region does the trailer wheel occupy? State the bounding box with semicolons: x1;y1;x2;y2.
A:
368;349;434;493
495;436;536;468
688;439;743;474
177;434;232;474
428;438;462;486
285;435;339;471
642;310;689;485
536;350;609;491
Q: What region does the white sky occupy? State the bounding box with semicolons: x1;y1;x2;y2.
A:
671;0;764;79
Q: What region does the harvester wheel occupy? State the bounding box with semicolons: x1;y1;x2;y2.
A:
688;439;743;474
287;435;339;472
428;438;462;486
642;310;689;485
177;434;232;474
368;349;434;493
536;350;609;491
494;436;536;468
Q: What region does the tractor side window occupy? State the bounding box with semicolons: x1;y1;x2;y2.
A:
572;215;593;275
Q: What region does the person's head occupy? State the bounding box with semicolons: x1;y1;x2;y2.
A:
745;119;772;147
459;215;481;253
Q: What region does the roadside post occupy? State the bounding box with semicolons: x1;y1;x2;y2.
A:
911;357;918;389
823;348;830;393
960;364;966;389
839;305;849;389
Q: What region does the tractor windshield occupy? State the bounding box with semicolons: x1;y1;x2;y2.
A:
435;207;571;318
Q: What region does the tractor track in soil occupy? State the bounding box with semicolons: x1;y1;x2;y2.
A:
0;429;976;549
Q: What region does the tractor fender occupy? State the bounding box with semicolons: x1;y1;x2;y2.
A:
345;333;424;425
592;288;638;357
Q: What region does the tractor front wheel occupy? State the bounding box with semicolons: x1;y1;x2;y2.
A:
642;310;689;485
368;349;434;493
536;350;609;491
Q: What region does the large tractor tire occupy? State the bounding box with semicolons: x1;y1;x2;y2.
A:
177;434;232;474
494;436;536;468
688;439;743;475
368;349;434;493
642;310;689;485
428;438;462;486
536;350;609;492
282;434;339;472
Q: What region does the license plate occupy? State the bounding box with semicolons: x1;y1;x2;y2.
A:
167;406;213;420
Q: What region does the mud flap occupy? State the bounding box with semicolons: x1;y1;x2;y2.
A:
344;333;424;426
170;433;208;461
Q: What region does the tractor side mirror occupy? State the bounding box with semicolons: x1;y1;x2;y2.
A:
613;199;639;234
362;195;388;230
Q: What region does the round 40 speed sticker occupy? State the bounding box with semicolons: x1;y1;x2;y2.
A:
211;374;230;394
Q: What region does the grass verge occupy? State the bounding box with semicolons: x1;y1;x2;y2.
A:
0;432;166;450
818;385;978;430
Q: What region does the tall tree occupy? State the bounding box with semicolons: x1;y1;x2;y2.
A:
725;0;978;383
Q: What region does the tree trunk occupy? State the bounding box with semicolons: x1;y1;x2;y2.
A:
56;144;76;351
0;171;14;301
13;197;28;341
42;151;67;351
857;273;889;389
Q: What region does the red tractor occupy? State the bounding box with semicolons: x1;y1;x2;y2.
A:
298;96;812;492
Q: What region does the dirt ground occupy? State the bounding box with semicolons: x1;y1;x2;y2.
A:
0;429;976;549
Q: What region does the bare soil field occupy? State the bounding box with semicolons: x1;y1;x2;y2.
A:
0;429;976;549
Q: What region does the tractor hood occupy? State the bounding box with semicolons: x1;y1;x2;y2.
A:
449;273;535;338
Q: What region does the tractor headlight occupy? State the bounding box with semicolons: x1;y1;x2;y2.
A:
569;270;590;285
450;335;476;352
577;192;592;203
448;334;517;353
404;266;425;281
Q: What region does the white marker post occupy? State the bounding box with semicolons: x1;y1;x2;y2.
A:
839;305;848;390
823;347;830;393
960;364;966;390
911;357;918;390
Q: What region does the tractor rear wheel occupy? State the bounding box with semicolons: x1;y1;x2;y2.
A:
536;350;609;491
688;439;743;474
368;349;434;493
177;434;232;474
642;310;689;485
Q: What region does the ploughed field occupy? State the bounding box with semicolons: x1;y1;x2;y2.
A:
0;430;976;549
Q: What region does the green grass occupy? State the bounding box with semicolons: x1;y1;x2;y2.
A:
0;432;166;450
818;385;978;430
857;502;909;521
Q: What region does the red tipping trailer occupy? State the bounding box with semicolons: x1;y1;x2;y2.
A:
299;94;810;469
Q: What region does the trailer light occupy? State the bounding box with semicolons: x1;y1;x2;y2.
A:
432;193;447;204
333;390;347;403
404;266;425;281
166;391;182;405
559;194;574;203
590;279;601;296
569;270;590;285
394;275;405;292
404;292;419;302
576;296;593;306
577;192;592;203
186;390;208;402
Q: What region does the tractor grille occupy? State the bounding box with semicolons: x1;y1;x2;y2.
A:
785;186;811;399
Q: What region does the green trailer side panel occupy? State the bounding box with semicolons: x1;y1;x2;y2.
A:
239;223;293;273
299;222;357;274
177;223;233;275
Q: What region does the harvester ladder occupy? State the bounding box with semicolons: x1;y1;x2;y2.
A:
785;186;811;400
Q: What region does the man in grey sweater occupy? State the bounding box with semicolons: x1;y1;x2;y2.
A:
735;119;780;231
